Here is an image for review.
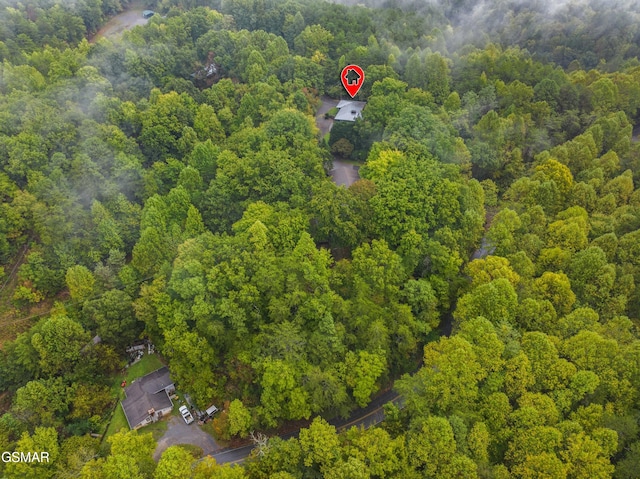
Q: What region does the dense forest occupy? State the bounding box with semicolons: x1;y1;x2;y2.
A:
1;0;640;477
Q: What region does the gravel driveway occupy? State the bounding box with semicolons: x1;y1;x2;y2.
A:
316;96;339;137
153;415;220;460
91;7;150;43
330;160;360;187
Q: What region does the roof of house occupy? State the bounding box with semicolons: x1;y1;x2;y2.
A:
336;100;354;108
121;367;173;428
334;100;366;122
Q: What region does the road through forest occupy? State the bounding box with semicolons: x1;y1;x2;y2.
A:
209;100;490;465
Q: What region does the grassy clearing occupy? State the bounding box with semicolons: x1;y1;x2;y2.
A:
104;403;129;438
143;419;168;442
101;402;128;453
125;354;164;382
110;353;165;397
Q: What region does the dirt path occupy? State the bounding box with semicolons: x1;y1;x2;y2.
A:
90;4;150;43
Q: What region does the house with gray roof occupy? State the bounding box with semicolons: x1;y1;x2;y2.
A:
121;366;175;430
334;100;366;122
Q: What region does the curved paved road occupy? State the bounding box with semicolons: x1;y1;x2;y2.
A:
212;388;403;465
211;443;255;465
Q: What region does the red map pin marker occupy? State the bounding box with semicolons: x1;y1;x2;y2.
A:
341;64;365;98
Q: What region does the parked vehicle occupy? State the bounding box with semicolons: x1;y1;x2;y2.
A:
205;405;219;418
142;10;155;19
179;405;194;424
195;404;219;422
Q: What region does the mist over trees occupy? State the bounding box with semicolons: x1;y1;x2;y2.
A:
1;0;640;477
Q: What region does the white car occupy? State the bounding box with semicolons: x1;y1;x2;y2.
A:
179;405;194;425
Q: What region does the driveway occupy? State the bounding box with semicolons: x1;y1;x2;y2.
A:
316;96;339;137
90;6;149;43
153;415;220;460
330;159;360;187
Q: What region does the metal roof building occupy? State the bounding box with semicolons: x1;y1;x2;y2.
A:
334;100;366;122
